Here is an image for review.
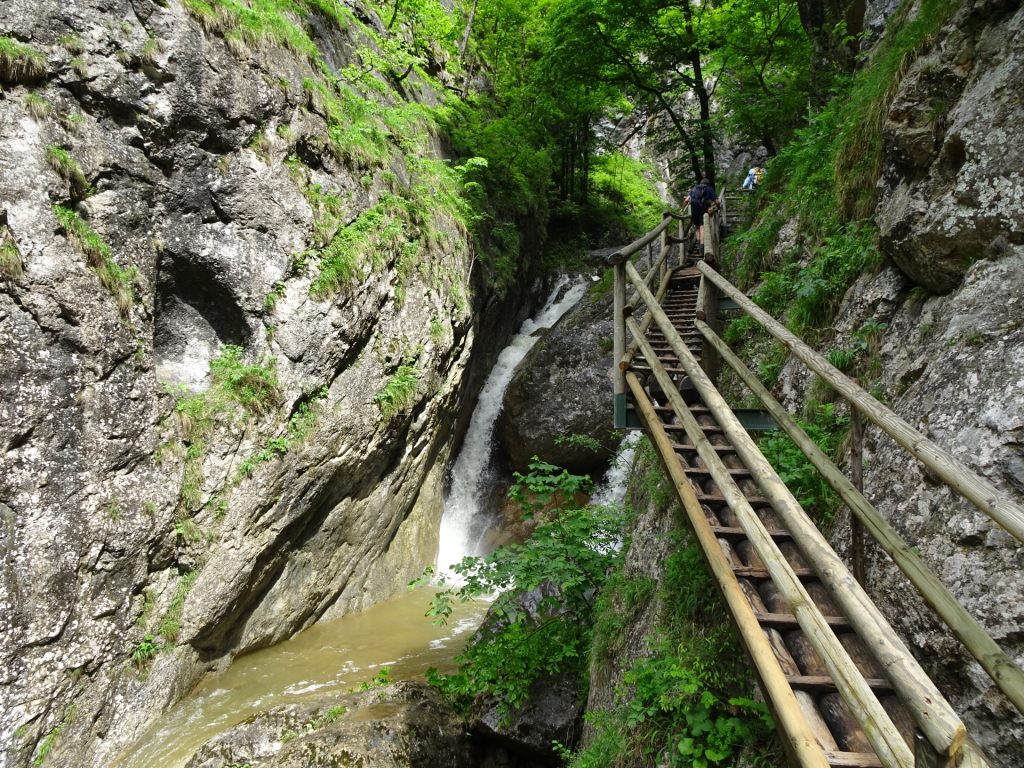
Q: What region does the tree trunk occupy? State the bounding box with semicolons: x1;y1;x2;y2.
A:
683;2;715;185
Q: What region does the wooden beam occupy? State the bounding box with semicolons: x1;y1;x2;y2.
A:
625;371;831;768
697;261;1024;545
622;289;966;760
606;212;674;265
699;318;1024;717
625;315;915;768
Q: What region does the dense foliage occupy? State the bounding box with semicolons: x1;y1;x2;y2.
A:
419;459;625;722
569;440;780;767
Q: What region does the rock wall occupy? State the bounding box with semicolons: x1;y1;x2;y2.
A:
0;2;539;766
768;2;1024;764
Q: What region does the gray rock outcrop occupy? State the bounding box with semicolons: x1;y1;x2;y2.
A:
833;254;1024;765
877;0;1024;293
499;288;618;476
0;3;539;767
184;682;475;768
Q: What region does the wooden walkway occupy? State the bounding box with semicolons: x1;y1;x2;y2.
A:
606;203;1019;767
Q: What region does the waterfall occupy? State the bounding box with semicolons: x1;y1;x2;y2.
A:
435;276;587;574
590;432;642;507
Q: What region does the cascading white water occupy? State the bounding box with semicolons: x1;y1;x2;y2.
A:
590;431;642;507
435;276;588;574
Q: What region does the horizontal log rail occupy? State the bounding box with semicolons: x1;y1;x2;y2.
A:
625;262;957;765
696;319;1024;715
697;261;1024;545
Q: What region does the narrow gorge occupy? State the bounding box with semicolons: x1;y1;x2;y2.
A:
1;0;1022;767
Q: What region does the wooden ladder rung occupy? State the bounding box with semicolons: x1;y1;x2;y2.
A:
786;675;892;694
669;441;736;454
709;525;791;541
754;611;850;630
731;564;816;579
823;752;884;767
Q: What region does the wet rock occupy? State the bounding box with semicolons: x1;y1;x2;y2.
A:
472;673;583;764
499;289;617;476
185;682;475;768
829;252;1024;764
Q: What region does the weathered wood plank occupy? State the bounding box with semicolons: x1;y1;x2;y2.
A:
698;316;1024;718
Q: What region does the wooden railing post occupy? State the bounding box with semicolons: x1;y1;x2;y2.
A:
659;225;668;284
850;408;866;584
677;215;684;267
612;260;627;428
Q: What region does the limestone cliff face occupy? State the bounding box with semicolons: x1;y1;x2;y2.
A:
0;2;532;766
773;2;1024;763
877;0;1024;293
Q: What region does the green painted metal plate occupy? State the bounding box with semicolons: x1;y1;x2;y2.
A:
718;297;741;311
733;409;776;431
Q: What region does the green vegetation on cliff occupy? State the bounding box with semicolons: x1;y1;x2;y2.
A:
422;459;623;722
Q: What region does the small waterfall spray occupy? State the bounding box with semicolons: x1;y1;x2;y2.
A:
436;276;587;574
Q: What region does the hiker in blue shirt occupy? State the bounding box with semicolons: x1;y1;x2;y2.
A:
686;178;717;248
742;167;757;190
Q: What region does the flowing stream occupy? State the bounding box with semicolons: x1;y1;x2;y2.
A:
115;277;588;768
112;588;484;768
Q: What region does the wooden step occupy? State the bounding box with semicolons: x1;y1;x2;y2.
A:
731;564;817;579
786;675;893;695
754;611;851;630
824;752;884;767
709;525;792;541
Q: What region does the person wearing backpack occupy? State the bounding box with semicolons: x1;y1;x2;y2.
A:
685;177;717;248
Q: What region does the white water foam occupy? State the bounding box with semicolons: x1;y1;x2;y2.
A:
590;431;643;507
435;276;587;575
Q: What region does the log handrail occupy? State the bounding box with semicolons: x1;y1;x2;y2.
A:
625;261;962;764
695;318;1024;715
697;261;1024;545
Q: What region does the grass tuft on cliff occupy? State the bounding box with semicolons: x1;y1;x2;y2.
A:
0;237;24;281
46;145;92;197
0;36;47;83
53;204;136;314
373;365;421;420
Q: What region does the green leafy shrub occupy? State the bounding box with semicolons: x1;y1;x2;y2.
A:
422;462;622;723
373;365;420;419
0;36;47;83
758;403;849;524
53;205;136;314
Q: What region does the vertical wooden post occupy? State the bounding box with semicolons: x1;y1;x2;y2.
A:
612;261;627;428
659;226;668;284
721;186;728;236
677;215;685;267
850;408;866;585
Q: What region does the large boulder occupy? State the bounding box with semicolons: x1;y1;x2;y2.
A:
185;682;475;768
877;0;1024;293
499;289;618;476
